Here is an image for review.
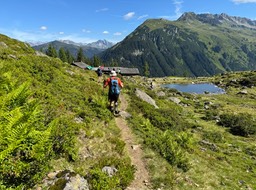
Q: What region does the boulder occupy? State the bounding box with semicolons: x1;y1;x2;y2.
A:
102;166;118;177
135;88;159;108
168;97;181;104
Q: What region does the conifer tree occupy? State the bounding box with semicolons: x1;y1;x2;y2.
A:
65;49;75;63
58;47;68;63
92;55;101;67
144;61;150;77
76;47;85;62
110;58;118;67
46;44;58;58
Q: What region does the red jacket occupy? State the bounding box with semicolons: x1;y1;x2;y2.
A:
104;77;123;89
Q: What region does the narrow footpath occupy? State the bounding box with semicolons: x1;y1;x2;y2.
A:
115;94;151;190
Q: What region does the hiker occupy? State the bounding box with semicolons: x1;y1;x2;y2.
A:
96;66;103;82
103;70;123;113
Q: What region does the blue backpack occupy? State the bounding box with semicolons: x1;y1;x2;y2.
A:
110;78;120;95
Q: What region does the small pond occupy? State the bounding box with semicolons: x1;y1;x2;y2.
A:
162;83;225;94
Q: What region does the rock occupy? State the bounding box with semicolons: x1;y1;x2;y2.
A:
0;42;8;48
199;140;218;152
237;89;248;95
102;166;118;177
47;171;58;179
66;70;75;75
74;117;84;123
63;174;89;190
168;97;181;104
156;91;166;97
135;88;159;108
9;54;17;59
35;51;47;56
131;145;140;150
204;105;210;109
119;111;132;119
36;170;89;190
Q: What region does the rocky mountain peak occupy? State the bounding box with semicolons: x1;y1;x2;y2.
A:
177;12;197;21
178;12;256;29
87;39;115;49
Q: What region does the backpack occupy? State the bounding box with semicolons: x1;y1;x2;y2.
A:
97;68;102;76
110;78;120;95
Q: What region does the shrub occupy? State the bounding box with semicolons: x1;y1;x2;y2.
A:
219;113;256;137
87;157;135;190
0;77;53;188
202;131;225;143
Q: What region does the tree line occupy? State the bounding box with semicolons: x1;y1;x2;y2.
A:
44;44;150;76
44;44;102;67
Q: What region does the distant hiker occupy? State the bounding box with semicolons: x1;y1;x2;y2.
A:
96;66;103;82
117;68;121;75
103;70;123;113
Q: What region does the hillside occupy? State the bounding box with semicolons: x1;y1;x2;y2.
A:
100;12;256;77
1;34;256;190
0;34;134;189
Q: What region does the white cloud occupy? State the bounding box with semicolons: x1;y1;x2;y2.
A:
96;8;109;12
82;29;91;33
59;32;64;35
0;28;98;43
124;12;135;20
173;0;183;19
103;31;109;34
138;14;149;20
114;32;122;36
40;26;47;30
232;0;256;3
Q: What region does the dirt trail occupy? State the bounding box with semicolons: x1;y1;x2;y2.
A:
115;94;151;190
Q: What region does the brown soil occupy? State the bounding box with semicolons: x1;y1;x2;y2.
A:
115;94;151;190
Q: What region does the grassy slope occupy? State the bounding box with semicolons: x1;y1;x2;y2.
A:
1;34;255;190
0;34;134;189
124;73;256;190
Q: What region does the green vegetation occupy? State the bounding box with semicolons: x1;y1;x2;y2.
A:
0;34;133;189
1;32;256;190
124;71;256;189
100;13;256;77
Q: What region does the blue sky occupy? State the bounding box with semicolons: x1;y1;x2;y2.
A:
1;0;256;44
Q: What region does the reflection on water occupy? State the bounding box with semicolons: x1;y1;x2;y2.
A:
162;83;225;94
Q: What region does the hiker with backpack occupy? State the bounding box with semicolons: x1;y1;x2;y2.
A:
96;66;103;83
103;70;123;114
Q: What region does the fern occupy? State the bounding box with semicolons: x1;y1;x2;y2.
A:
0;73;54;188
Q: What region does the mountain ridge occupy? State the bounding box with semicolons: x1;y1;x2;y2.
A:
32;39;115;58
99;12;256;77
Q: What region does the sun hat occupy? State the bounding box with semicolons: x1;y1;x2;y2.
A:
110;70;117;77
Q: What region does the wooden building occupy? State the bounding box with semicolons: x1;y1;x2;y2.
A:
72;62;140;76
102;67;140;76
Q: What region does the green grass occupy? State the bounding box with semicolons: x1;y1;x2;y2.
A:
124;72;256;190
1;33;256;190
0;34;135;189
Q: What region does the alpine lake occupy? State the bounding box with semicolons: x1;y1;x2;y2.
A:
162;83;225;94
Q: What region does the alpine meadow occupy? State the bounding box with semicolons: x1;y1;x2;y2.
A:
0;12;256;190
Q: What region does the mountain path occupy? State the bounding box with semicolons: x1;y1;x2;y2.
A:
115;94;151;190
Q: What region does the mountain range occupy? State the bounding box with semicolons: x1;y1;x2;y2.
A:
99;12;256;77
31;12;256;77
32;39;115;58
1;17;256;190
